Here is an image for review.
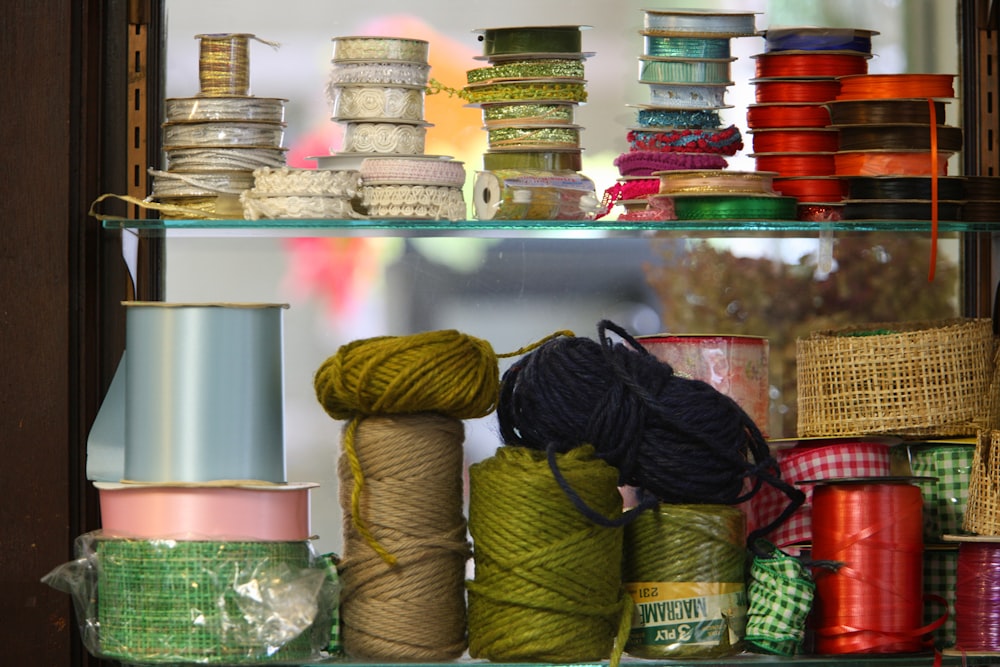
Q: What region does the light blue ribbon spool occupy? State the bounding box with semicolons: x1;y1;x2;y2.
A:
118;302;288;483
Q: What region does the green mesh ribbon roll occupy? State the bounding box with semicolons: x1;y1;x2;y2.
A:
744;542;814;656
96;538;330;664
671;195;798;221
482;102;576;126
464;80;588;104
468;59;585;84
623;504;747;659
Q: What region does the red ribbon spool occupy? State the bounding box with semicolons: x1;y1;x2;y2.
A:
754;52;869;78
751;128;839;153
747;104;831;129
836;73;955;100
773;177;847;203
810;480;937;654
753;152;836;177
754;78;842;104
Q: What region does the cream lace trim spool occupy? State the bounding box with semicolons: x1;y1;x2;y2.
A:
150;169;255;198
647;83;731;109
165;97;287;123
342;122;427;154
328;61;431;87
165;147;287;171
331;36;429;63
331;85;425;122
241;192;359;220
360;158;466;187
162;121;286;149
360;184;466;220
251;167;361;197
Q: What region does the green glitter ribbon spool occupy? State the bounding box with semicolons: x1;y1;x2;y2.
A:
467;59;585;84
643;35;731;59
666;194;798;220
464;80;588;104
487;125;581;150
482;149;581;171
638;57;734;85
96;538;327;664
623;504;747;659
477;26;584;58
481;102;576;126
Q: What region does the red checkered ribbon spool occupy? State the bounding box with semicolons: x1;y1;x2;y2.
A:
744;438;894;547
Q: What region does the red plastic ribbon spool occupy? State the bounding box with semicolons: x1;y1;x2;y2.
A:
747;104;831;129
773;177;847;203
753;152;836;177
810;480;943;654
750;128;839;154
754;78;842;104
754;53;869;78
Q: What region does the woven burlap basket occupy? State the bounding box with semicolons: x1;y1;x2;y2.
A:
796;318;997;437
964;430;1000;535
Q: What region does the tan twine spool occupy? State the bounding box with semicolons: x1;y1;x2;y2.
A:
336;413;470;661
796;318;998;437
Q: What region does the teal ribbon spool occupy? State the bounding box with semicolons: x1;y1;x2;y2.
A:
123;302;288;483
638;57;734;85
643;35;731;59
669;195;798;221
478;26;583;57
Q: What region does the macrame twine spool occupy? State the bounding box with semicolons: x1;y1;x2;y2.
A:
467;445;631;666
336;413;469;660
496;320;803;541
314;329;501;660
623;504;748;659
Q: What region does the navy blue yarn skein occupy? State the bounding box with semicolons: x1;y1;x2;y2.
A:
497;320;804;542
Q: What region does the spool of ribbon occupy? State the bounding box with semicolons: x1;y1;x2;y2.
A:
948;538;1000;652
634;107;721;129
648;83;730;109
762;27;877;54
753;53;869;78
753;79;841;104
487;125;581;150
827;99;948;125
473;169;599;220
475;26;585;58
904;441;977;541
467;59;585;84
773;176;847;203
165;96;287;122
750;128;839;154
463;80;588;104
656;170;777;197
482;149;581;171
642;35;731;59
752;152;836;177
845;176;965;201
841;199;962;221
836;125;963;152
642;9;758;37
196;33;279;97
810;478;940;654
330;36;429;63
836;73;956;100
746;104;831;129
834;150;951;177
627;125;743;156
637;56;734;85
614;150;729;177
480;102;576;126
744;541;815;656
623;504;747;659
665;194;798;221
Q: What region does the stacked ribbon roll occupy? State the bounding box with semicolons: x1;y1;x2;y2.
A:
320;36;468;220
748;27;877;221
46;303;338;664
604;9;759;221
151;34;287;219
466;26;598;220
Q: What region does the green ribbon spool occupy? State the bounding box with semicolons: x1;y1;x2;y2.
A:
482;149;581;171
467;59;585;84
481;102;576;125
478;26;583;57
671;195;798;221
487;126;580;149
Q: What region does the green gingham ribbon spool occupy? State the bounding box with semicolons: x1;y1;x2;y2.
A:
744;541;815;656
923;547;959;648
96;539;324;664
907;442;976;541
320;552;343;655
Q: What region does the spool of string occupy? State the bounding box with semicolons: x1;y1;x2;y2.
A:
314;328;567;660
197;33;252;97
622;504;747;659
810;480;941;654
953;540;1000;651
467;445;631;667
496;320;804;543
744;541;815;656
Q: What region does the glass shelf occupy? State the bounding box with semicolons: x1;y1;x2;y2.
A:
100;218;998;238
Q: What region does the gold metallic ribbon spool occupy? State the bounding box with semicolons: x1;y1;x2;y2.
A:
197;33;253;97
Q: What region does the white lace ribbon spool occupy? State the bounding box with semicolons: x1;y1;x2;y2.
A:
241;193;359;220
342;121;428;154
251;167;361;197
331;36;429;63
328;61;430;87
165;146;287;171
360;157;466;187
150;169;255;198
647;83;731;109
165;96;287;123
360;184;466;220
162;121;285;148
331;84;425;122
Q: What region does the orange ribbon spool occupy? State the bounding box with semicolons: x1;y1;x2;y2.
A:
754;78;842;104
773;177;847;203
753;152;836;177
754;53;869;78
747;104;831;129
833;151;950;177
810;480;943;654
836;74;955;100
751;129;839;154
